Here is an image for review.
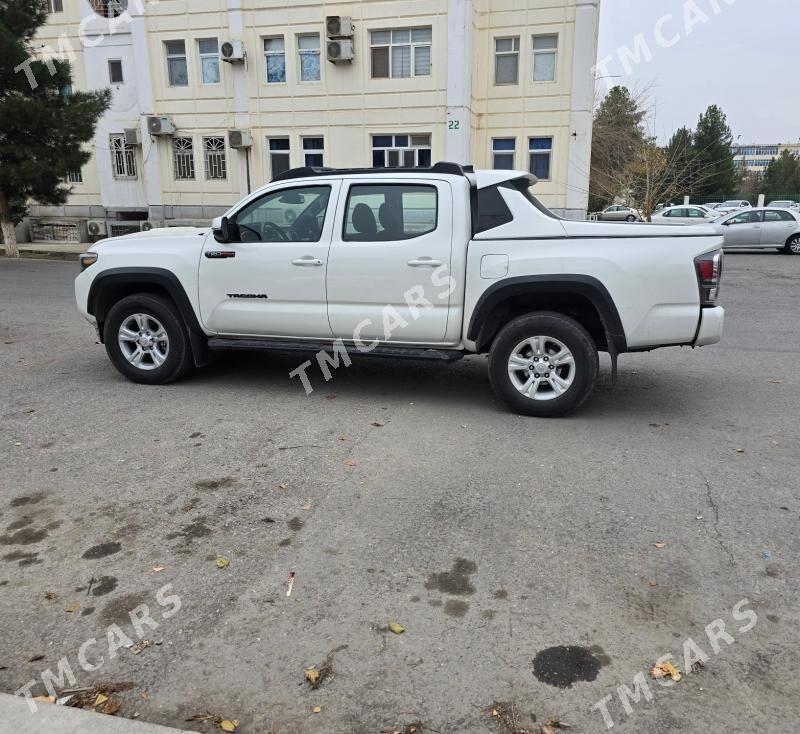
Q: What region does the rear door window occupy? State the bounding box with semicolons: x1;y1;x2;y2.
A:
343;184;438;241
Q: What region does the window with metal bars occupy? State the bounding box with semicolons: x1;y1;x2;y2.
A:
204;137;227;180
173;138;195;180
67;170;83;183
110;134;137;178
89;0;127;18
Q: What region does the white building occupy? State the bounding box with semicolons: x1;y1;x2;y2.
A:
27;0;600;242
732;143;800;175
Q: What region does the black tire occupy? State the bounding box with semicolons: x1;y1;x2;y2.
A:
103;293;194;384
626;214;637;222
488;312;599;417
785;234;800;255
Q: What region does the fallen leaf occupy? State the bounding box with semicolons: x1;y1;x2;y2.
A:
278;483;288;490
768;379;784;384
220;720;240;732
649;580;658;587
388;622;405;634
130;640;151;655
338;435;348;441
94;694;109;706
541;726;557;734
152;566;165;572
735;448;745;453
305;668;320;686
312;706;322;714
44;591;57;600
215;557;230;569
649;661;682;682
653;542;666;549
33;695;55;704
65;603;80;613
345;459;357;467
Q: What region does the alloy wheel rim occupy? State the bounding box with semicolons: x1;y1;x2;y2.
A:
791;237;800;254
507;336;576;401
118;313;169;370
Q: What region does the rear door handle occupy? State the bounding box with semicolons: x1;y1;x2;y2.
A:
292;257;323;267
407;257;443;268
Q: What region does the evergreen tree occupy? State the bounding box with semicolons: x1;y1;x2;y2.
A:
664;127;697;195
692;105;739;198
0;0;110;256
763;150;800;195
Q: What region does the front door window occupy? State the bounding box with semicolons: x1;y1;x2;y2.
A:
235;186;331;243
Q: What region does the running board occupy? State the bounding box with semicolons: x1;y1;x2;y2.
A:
207;338;465;362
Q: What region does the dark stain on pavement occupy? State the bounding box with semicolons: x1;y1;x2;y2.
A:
278;538;292;547
424;558;477;595
287;517;304;531
82;542;122;559
444;599;469;617
166;518;213;544
194;476;238;491
481;609;497;620
532;645;609;688
494;589;509;600
10;493;46;507
0;527;48;545
101;592;149;626
91;576;118;596
3;550;42;566
6;517;33;531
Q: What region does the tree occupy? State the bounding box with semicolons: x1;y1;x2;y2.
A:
589;86;647;211
763;150;800;195
0;0;110;257
664;127;697;195
692;105;739;198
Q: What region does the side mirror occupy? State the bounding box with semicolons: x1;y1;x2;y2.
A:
213;215;233;243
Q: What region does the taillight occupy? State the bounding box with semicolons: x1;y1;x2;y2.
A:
694;249;723;305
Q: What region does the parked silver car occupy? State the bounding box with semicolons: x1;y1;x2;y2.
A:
715;207;800;253
598;205;641;222
650;205;720;224
715;200;752;216
767;200;799;210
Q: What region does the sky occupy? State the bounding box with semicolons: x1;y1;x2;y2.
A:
596;0;800;145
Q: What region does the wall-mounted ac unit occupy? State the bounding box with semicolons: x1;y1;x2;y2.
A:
220;40;245;63
327;39;354;63
87;220;107;237
326;16;354;39
228;130;252;149
140;221;154;232
147;116;175;136
124;127;141;146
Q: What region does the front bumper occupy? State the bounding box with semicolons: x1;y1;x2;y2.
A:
693;306;724;346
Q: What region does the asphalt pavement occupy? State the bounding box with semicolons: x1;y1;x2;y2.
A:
0;253;798;733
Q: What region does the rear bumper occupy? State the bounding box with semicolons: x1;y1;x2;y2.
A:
693;306;724;346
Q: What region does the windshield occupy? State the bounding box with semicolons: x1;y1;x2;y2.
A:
721;201;742;207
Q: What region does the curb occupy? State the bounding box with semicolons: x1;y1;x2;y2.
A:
0;693;195;734
1;249;81;262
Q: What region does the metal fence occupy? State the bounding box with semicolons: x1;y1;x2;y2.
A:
688;193;800;205
30;220;81;243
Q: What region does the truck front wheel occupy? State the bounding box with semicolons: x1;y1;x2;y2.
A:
488;312;599;417
104;293;194;384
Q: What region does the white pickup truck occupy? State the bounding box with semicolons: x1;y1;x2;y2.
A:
75;162;724;416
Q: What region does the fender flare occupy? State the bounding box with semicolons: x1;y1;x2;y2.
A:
467;274;628;354
87;267;209;366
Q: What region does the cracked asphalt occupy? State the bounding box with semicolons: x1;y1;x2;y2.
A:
0;253;798;734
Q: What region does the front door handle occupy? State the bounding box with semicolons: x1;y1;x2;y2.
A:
407;257;443;268
292;257;323;267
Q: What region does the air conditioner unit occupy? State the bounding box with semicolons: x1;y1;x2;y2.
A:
220;40;245;63
228;130;252;149
147;116;175;136
140;221;154;232
124;127;141;146
327;39;354;63
326;16;354;39
86;220;107;237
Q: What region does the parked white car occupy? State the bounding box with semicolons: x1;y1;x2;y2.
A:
767;200;800;210
715;200;752;216
597;204;642;222
75;162;725;417
650;205;720;225
715;207;800;253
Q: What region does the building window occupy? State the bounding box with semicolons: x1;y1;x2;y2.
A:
198;39;220;85
492;138;515;170
372;134;432;168
89;0;127;18
529;137;552;179
494;37;519;85
268;138;291;178
370;28;432;79
48;0;63;13
298;35;321;82
173;137;195;180
166;40;188;87
110;134;137;178
67;170;83;184
108;59;123;84
204;137;226;179
302;137;325;167
264;37;286;83
532;34;558;81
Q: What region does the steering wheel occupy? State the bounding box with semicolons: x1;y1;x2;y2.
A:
259;221;288;241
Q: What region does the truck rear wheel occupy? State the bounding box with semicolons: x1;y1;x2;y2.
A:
488;312;598;417
104;294;194;384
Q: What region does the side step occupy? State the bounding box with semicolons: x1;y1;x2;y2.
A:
207;337;465;362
